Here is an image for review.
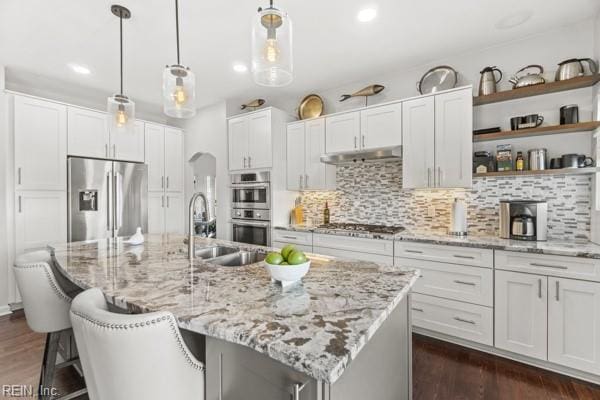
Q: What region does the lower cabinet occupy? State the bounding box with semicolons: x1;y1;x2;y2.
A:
314;246;393;264
272;241;312;253
15;190;67;252
548;277;600;374
494;270;548;360
148;191;184;234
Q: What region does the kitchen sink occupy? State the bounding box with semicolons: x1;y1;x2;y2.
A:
195;246;239;259
209;251;266;267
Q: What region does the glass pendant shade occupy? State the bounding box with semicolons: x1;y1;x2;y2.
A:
163;64;196;118
251;6;293;87
107;94;135;132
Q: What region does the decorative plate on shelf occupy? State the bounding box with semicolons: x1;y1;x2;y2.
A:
298;94;324;120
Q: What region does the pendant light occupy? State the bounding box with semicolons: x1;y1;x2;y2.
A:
107;5;135;133
251;0;293;87
163;0;196;118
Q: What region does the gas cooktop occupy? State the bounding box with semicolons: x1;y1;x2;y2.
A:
317;223;405;235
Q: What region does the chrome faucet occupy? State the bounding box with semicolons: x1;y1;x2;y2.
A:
188;192;215;261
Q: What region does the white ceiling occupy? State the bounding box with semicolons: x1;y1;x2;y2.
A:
1;0;599;115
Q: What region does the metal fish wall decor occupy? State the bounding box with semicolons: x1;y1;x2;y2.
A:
241;99;266;110
339;85;385;102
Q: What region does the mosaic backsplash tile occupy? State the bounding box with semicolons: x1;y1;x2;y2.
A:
299;161;592;240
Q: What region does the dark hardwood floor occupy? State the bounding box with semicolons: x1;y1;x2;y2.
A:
1;312;599;399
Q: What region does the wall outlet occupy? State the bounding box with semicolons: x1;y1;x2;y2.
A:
428;206;436;217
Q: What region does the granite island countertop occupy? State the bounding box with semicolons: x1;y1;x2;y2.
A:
49;234;419;384
274;225;600;259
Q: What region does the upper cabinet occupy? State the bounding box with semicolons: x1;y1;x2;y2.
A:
287;119;335;191
14;95;67;191
325;112;361;154
228;109;274;171
403;87;472;189
145;124;184;193
360;102;402;150
67;106;144;162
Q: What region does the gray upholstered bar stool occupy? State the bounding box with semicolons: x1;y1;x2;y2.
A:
70;288;205;400
13;250;87;400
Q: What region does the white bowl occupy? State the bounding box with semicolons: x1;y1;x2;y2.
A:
264;260;311;284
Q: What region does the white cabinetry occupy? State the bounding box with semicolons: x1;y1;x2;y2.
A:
67;107;144;162
325;112;361;154
14;191;67;253
228;109;273;171
548;277;600;374
165;192;185;234
495;270;548;360
148;192;165;234
286;119;335;191
14;96;67;191
402;87;472;189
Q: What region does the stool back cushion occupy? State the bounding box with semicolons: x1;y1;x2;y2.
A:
70;288;204;400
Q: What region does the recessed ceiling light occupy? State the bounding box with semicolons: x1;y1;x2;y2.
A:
69;63;91;75
495;10;533;30
233;63;248;73
357;7;377;22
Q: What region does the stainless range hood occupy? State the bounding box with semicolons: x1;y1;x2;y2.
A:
320;146;402;165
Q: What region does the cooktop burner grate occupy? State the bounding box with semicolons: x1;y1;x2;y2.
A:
317;223;405;235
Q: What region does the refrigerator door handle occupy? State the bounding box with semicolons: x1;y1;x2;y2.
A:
114;171;123;232
106;172;113;233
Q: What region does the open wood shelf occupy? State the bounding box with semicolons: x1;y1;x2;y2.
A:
473;121;600;142
473;75;600;106
474;167;600;178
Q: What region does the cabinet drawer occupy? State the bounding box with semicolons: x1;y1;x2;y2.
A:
272;241;312;254
395;242;493;268
495;251;600;282
272;230;312;246
314;234;394;256
396;257;493;306
411;293;493;346
313;246;393;265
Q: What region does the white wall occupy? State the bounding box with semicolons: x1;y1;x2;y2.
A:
182;101;231;240
0;66;9;314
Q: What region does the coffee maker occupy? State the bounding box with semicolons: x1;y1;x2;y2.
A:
499;200;548;241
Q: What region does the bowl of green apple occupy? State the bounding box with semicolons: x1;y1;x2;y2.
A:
264;244;310;284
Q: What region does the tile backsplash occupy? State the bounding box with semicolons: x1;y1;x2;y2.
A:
299;161;592;240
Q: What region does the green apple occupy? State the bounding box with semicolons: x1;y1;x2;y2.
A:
287;250;308;265
281;244;296;260
265;252;284;265
280;262;289;265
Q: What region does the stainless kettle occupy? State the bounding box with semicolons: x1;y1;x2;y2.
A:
556;58;598;81
479;66;503;96
509;65;545;89
512;215;535;237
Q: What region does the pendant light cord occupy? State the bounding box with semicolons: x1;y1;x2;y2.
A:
119;12;123;95
175;0;181;65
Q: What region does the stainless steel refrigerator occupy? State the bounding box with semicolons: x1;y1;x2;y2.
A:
68;157;148;242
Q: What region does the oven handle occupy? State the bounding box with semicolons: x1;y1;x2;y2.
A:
230;183;270;189
231;219;271;228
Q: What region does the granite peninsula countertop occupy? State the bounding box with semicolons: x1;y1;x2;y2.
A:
50;234;419;384
274;225;600;259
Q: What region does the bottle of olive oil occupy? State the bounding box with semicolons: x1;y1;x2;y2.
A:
516;151;524;171
323;201;330;224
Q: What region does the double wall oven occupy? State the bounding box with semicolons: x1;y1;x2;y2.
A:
230;172;271;246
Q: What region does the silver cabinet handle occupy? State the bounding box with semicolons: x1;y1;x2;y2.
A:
454;280;476;286
166;196;170;208
438;167;442;186
538;278;542;299
555;280;560;301
305;174;309;188
112;144;116;157
105;144;108;158
454;254;475;260
18;195;22;213
299;175;303;189
248;156;252;168
354;136;357;149
427;168;431;187
161;176;164;189
243;157;247;168
161;195;164;208
454;316;476;325
17;167;22;185
106;173;112;230
411;307;424;312
166;176;169;189
282;235;298;240
405;249;423;254
292;382;307;400
530;262;568;270
362;135;365;148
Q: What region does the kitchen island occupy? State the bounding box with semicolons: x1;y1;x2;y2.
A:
49;234;419;400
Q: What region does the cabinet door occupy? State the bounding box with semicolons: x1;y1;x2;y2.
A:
286;122;305;191
325;112;360;154
434;88;472;188
14;96;67;191
111;120;145;162
548;278;600;374
402;97;435;189
164;128;184;192
148;192;165;234
304;118;333;190
165;192;185;234
495;271;547;360
15;191;67;252
67;107;109;159
228;117;248;170
145;124;165;192
247;110;272;169
360;102;402;150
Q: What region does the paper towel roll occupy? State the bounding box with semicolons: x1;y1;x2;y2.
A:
450;198;467;235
